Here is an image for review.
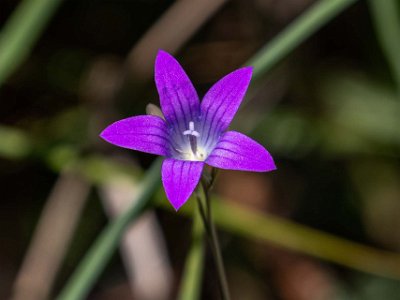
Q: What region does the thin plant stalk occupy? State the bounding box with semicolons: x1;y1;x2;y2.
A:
196;172;231;300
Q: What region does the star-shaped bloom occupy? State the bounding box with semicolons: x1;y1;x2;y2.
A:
100;50;276;210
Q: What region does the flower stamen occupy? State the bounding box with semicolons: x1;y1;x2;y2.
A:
183;121;200;137
183;121;201;157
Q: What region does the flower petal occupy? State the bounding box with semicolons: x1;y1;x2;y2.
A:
100;115;169;156
155;50;200;134
206;131;276;172
200;67;253;149
162;158;204;210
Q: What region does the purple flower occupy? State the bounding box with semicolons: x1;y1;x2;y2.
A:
100;50;276;210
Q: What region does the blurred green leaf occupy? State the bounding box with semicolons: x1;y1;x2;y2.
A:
46;145;79;171
0;125;32;159
40;107;90;145
0;0;65;87
368;0;400;93
249;0;358;79
350;160;400;249
177;203;205;300
158;194;400;280
337;276;400;300
319;72;400;149
253;109;319;157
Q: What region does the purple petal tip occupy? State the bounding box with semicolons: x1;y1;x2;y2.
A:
172;201;184;211
237;66;253;79
206;131;276;172
157;49;169;55
156;49;174;63
99;115;170;156
99;127;111;142
162;159;204;211
261;158;277;172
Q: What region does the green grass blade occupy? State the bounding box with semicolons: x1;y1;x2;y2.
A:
177;204;205;300
158;196;400;280
0;0;64;87
0;125;32;159
368;0;400;94
249;0;358;79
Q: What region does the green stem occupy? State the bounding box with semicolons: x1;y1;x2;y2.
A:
249;0;358;80
57;158;162;300
368;0;400;94
201;181;231;300
0;0;65;87
177;201;205;300
198;172;230;300
196;189;211;236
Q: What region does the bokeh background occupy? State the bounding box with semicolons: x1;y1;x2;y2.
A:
1;0;400;299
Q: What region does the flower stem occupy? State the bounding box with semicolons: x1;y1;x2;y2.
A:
196;172;231;300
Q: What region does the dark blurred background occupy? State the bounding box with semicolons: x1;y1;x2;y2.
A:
1;0;400;299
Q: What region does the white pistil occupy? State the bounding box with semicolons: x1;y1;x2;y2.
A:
182;121;203;159
183;121;200;137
